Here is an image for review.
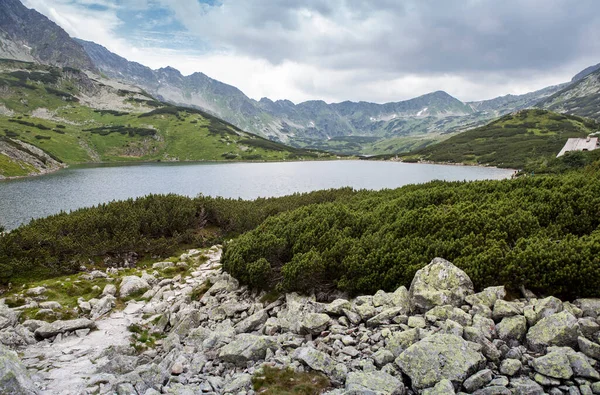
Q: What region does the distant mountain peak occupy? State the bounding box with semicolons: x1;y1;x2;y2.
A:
572;63;600;82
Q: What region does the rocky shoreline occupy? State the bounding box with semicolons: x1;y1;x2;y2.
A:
1;248;600;394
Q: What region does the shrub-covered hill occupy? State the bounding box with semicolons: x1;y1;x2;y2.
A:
401;109;599;169
0;59;332;178
2;155;600;300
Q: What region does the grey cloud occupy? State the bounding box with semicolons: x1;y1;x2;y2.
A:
163;0;600;75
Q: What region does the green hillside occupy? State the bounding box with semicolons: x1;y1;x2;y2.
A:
0;59;332;178
402;109;599;169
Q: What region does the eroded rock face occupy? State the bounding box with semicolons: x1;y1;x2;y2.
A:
408;258;474;312
395;334;485;389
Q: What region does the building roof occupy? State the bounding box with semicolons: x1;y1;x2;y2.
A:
557;137;599;157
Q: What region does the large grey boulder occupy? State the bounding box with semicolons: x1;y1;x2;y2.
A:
574;299;600;318
509;377;544;395
345;371;405;394
0;343;39;394
34;318;96;339
422;379;455;395
293;347;347;385
299;313;330;335
395;334;485;390
578;336;600;360
218;335;273;366
463;369;493;392
119;276;150;298
526;311;579;352
385;328;420;357
408;258;474;312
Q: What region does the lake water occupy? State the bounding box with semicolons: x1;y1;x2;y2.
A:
0;160;513;230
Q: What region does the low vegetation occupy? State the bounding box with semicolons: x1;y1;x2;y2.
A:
402;109;599;169
252;366;331;395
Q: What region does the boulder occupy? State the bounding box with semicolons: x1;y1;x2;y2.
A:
499;359;522;376
492;300;523;321
34;318;96;340
408;258;474;312
567;351;600;379
533;296;563;321
526;311;579;352
322;299;351;315
463;369;493;392
90;295;115;319
465;286;506;308
119;276;150;298
385;328;419;357
0;304;18;330
508;377;544;395
463;326;502;362
574;299;600;318
293;347;347;385
102;284;117;297
422;379;455;395
345;371;405;394
234;309;268;334
218;335;273;366
299;313;330;335
367;307;406;327
531;352;573;379
0;345;38;394
578;336;600;360
395;334;485;389
496;315;527;342
25;286;46;296
425;305;472;326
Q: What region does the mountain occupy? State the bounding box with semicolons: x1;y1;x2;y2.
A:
571;63;600;82
538;68;600;121
402;109;599;169
0;0;95;71
0;59;330;178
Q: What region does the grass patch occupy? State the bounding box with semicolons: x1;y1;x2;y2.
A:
252;366;331;395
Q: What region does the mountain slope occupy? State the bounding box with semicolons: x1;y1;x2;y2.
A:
537;69;600;121
403;109;599;169
0;0;96;71
0;59;330;178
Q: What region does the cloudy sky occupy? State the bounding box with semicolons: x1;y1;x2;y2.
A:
22;0;600;104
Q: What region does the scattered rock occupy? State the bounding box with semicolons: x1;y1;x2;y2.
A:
119;276;150;298
526;311;579;352
0;344;39;394
345;371;405;394
34;318;96;339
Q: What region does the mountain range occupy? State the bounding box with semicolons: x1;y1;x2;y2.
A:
1;0;600;156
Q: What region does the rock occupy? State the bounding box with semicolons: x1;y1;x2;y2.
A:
473;386;511;395
509;376;544;395
463;369;493;392
566;351;600;380
0;344;39;394
533;373;560;386
578;336;600;360
465;286;506;308
218;335;273;366
534;296;563;321
0;304;19;330
575;299;600;318
422;379;455;395
385;328;419;357
293;347;347;385
235;309;268;334
395;334;485;389
496;315;527;342
579;318;600;340
345;371;405;394
500;358;522;376
300;313;330;335
439;319;463;337
367;307;406;327
21;319;45;333
34;318;96;339
408;258;474;312
463;326;502;362
372;349;395;368
472;315;496;339
25;286;46;296
531;352;574;379
322;299;352;315
407;316;426;329
492;300;523;321
39;301;61;310
102;284;117;296
526;311;579;352
90;295;116;319
170;362;184;375
119;276;150;298
222;374;252;393
425;305;472;326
